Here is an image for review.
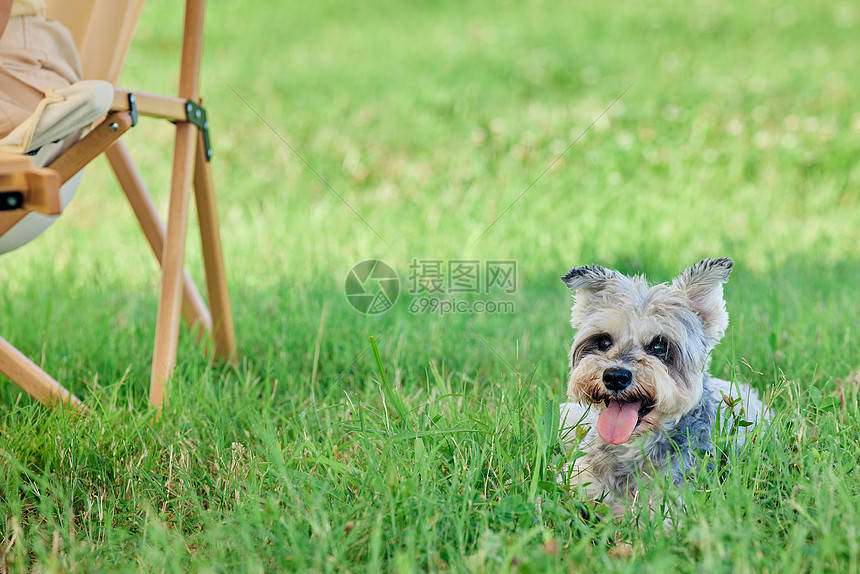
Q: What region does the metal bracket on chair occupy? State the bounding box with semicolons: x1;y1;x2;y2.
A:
184;100;213;162
127;93;139;127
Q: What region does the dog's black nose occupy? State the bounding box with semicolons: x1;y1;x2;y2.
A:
603;367;633;392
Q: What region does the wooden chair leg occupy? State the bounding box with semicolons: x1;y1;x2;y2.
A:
0;336;85;410
149;123;197;408
150;0;210;409
105;141;212;339
194;131;236;363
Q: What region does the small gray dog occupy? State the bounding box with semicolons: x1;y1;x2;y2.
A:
558;258;767;516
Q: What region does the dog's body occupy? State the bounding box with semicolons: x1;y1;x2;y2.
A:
558;258;767;516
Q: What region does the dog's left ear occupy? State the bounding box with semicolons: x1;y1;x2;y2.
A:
672;258;733;343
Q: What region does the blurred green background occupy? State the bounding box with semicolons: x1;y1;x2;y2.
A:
5;0;858;395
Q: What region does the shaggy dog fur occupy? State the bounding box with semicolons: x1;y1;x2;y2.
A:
558;258;767;516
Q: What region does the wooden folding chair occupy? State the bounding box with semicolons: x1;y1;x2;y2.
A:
0;0;236;410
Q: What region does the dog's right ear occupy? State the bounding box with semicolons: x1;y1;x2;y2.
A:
561;265;621;292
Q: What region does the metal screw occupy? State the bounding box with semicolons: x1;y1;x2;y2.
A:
109;122;119;132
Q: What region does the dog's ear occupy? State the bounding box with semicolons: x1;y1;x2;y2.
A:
562;265;625;329
561;265;622;292
672;258;733;343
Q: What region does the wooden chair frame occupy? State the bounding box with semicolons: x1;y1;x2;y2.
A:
0;0;236;410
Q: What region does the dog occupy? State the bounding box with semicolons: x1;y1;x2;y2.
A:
558;258;767;517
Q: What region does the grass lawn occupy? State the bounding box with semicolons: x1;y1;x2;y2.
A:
2;0;860;571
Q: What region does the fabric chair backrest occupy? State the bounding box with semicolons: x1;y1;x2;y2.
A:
44;0;147;85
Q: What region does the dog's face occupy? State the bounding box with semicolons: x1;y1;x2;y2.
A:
562;258;733;445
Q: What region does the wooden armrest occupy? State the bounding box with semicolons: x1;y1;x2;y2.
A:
0;152;62;215
0;151;32;175
112;89;188;122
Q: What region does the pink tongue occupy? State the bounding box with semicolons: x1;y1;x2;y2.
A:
596;399;642;445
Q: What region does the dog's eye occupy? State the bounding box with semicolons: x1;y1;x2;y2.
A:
646;336;671;360
596;334;613;352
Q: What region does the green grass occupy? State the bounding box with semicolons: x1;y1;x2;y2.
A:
2;0;860;571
